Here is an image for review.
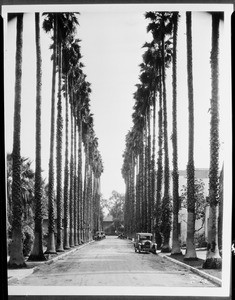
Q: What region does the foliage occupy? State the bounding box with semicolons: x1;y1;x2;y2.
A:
195;232;207;248
99;194;109;214
7;153;49;256
103;191;125;232
180;178;208;225
108;191;125;221
22;225;34;257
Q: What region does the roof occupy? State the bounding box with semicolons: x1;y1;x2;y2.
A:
136;232;153;236
103;214;113;222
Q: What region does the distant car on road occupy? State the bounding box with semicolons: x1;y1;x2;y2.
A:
94;231;106;240
118;233;127;239
134;233;157;254
101;231;106;239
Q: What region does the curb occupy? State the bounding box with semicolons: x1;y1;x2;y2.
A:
8;240;94;283
158;253;222;287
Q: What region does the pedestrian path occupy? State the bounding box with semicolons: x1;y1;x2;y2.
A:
158;248;222;286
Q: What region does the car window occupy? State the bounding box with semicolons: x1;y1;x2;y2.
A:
140;236;151;241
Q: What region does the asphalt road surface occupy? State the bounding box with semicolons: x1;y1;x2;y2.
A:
10;236;217;287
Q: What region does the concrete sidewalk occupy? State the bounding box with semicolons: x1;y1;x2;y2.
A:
158;248;222;287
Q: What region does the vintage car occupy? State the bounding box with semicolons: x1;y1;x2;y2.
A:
101;231;106;239
117;233;127;239
94;230;106;240
134;233;157;254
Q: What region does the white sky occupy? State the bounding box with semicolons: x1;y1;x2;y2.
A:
4;4;232;200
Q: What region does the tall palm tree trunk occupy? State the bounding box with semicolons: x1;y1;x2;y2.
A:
139;141;144;232
184;12;197;260
78;118;83;243
83;140;89;242
151;90;156;235
147;109;152;233
29;13;46;261
155;77;163;249
56;40;64;252
144;125;148;232
91;174;96;238
88;166;93;241
45;15;57;255
63;74;70;250
171;12;182;256
74;118;78;246
135;158;141;232
69;103;75;247
87;164;92;240
203;13;222;269
218;166;223;254
8;13;26;268
130;156;136;236
161;33;172;253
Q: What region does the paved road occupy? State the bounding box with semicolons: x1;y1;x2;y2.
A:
10;236;217;287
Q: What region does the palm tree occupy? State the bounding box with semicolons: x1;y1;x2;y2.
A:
88;133;99;240
171;12;182;256
56;24;64;252
184;11;197;260
43;13;57;255
62;61;70;250
133;84;149;232
83;132;89;242
143;43;165;246
122;138;132;236
139;63;155;234
8;13;26;268
73;110;78;246
160;14;172;253
75;76;92;242
28;13;46;261
203;12;223;269
92;150;103;236
155;67;163;249
131;111;145;233
55;13;79;252
62;39;80;250
69;89;75;247
68;63;83;247
145;11;173;252
77;108;83;244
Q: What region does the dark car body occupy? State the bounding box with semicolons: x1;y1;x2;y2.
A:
118;233;127;239
94;231;106;240
134;233;157;254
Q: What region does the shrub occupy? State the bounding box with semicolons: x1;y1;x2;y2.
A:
195;232;207;248
22;225;34;257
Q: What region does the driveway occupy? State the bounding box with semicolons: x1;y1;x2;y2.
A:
9;236;217;287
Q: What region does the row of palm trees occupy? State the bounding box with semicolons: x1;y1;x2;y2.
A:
122;11;222;268
8;13;103;267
